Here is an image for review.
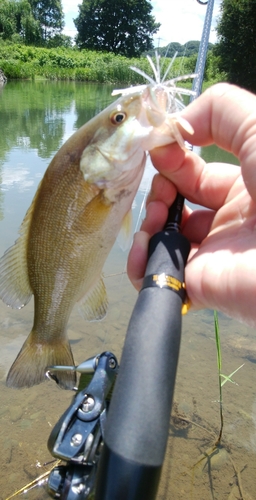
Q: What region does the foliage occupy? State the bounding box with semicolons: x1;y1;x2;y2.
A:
28;0;64;44
0;0;41;44
0;0;66;46
204;51;227;85
74;0;160;57
147;40;214;58
47;33;73;48
0;42;225;87
214;0;256;92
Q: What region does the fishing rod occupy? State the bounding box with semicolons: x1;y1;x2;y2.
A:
42;198;190;500
94;1;215;499
17;2;215;499
94;199;190;500
40;2;215;499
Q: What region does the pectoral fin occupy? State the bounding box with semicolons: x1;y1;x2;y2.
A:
117;209;133;251
0;200;34;308
78;276;108;321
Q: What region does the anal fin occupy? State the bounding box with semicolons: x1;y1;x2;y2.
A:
78;276;108;321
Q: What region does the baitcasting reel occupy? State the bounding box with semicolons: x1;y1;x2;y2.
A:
45;351;118;499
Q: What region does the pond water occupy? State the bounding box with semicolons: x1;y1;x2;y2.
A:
0;81;255;500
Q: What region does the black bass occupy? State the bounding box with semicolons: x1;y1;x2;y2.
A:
0;83;193;389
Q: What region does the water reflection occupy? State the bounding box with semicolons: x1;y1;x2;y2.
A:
0;81;255;500
0;81;116;163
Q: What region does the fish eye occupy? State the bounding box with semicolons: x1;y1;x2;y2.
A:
110;111;127;125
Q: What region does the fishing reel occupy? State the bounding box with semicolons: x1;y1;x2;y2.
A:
45;351;118;499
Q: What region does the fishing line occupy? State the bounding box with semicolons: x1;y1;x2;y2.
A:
116;42;195;285
133;156;152;235
102;154;153;352
126;42;195;231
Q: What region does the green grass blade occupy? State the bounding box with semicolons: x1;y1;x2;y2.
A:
214;310;222;372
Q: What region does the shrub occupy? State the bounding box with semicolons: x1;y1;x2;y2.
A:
0;42;225;86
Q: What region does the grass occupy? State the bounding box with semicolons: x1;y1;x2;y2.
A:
213;310;244;446
0;42;223;85
187;312;246;498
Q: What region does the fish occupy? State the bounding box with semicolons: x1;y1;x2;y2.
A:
0;60;194;390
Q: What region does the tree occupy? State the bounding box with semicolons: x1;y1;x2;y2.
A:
74;0;160;57
215;0;256;92
47;33;73;48
0;0;17;40
147;41;214;59
0;0;41;44
28;0;64;45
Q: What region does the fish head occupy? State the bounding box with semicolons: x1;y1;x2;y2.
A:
80;85;185;189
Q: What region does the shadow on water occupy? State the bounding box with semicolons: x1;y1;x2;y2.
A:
0;81;256;500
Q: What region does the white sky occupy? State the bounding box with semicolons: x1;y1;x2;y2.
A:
62;0;222;45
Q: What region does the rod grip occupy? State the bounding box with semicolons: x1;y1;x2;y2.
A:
95;230;190;500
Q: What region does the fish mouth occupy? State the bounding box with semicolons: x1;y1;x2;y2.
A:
141;86;168;128
94;156;146;205
90;145;145;188
80;128;146;188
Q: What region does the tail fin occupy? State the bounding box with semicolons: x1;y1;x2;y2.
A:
6;331;76;389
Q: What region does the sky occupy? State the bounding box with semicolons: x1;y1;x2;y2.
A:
62;0;222;46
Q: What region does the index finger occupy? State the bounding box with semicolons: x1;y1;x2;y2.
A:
182;83;256;152
151;83;256;205
184;83;256;202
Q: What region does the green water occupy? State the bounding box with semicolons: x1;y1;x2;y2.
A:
0;81;255;500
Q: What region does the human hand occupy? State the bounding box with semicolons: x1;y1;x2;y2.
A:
127;83;256;327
